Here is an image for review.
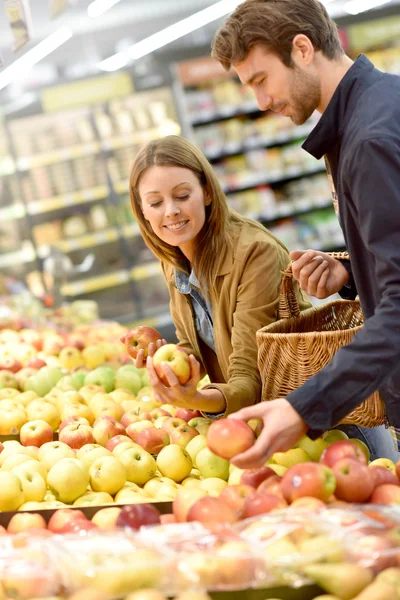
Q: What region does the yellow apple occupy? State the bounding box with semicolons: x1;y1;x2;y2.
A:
181;477;202;488
266;464;287;476
369;458;397;474
119;446;157;485
114;488;151;504
60;402;94;425
154;482;179;501
161;404;176;417
27;400;60;431
89;456;127;495
228;468;246;485
157;444;193;482
15;390;38;406
79;446;112;469
38;441;75;470
15;470;47;502
185;434;207;463
270;448;311;468
0;471;24;510
79;384;105;403
2;453;35;471
47;458;89;503
112;441;138;458
91;506;122;529
0;406;26;434
199;478;227;496
13;459;47;481
73;491;114;507
195;448;229;481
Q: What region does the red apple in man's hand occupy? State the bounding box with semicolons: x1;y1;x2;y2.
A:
175;408;202;422
47;509;88;533
121;326;162;359
136;427;170;455
219;484;256;516
187;496;238;524
240;466;275;489
370;465;399;489
242;492;288;519
206;418;255;460
332;458;374;503
116;504;161;530
153;344;191;386
320;440;367;468
370;484;400;505
281;462;336;503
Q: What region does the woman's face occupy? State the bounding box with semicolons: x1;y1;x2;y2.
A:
138;165;208;262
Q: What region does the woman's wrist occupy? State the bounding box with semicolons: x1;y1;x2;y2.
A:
194;388;226;414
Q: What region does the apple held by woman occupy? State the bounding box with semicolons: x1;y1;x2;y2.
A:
152;344;191;386
120;326;163;359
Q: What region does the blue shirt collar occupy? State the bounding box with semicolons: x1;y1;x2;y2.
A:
175;269;200;294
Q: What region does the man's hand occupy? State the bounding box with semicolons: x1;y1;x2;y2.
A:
290;250;349;299
228;399;308;468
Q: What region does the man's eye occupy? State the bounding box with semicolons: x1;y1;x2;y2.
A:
257;78;266;86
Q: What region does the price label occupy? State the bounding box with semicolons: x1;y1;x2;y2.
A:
49;0;68;19
4;0;32;52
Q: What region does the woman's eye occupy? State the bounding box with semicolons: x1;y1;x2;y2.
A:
150;201;162;208
177;194;190;200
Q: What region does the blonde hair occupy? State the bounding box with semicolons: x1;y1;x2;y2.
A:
130;135;266;298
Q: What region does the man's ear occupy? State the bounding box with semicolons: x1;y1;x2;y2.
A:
292;34;315;66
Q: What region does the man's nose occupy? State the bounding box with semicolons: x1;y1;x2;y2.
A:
256;91;273;111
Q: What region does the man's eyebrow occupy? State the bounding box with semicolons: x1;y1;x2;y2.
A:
246;71;266;85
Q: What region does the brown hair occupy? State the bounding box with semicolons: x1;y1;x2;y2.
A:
212;0;344;70
130;135;266;298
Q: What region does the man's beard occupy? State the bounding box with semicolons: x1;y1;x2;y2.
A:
288;66;321;125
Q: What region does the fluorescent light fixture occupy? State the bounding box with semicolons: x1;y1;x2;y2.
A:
98;0;241;71
88;0;122;18
98;52;128;72
344;0;392;14
0;26;73;92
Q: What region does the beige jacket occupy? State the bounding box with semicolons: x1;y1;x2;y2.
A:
162;220;310;415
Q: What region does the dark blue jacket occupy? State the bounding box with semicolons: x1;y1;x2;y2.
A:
287;55;400;437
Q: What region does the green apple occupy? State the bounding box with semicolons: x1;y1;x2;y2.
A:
322;429;349;443
118;446;157;485
195;448;229;481
297;435;328;462
270;447;311;468
89;456;127;495
47;457;89;503
349;438;370;462
157;444;193;482
186;434;207;463
24;366;63;396
141;369;150;387
85;367;115;393
115;367;142;394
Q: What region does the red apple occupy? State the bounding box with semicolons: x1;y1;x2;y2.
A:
281;462;336;503
219;484;256;516
173;487;208;523
20;419;53;447
7;512;47;533
289;496;326;512
26;358;47;369
332;458;374;503
175;408;202;422
121;411;152;428
121;326;162;359
187;496;238;524
206;418;255;460
161;417;188;435
320;440;367;468
47;508;87;533
242;492;288;519
116;504;161;530
62;520;99;534
150;408;172;420
370;484;400;505
169;424;199;448
59;415;91;433
0;525;6;535
153;344;191;386
240;466;275;489
370;465;400;489
256;475;284;498
160;513;177;525
346;534;397;574
136;427;170;455
105;434;132;452
92;416;126;446
59;423;95;449
0;357;22;373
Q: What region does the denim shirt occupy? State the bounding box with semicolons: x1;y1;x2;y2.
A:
175;269;216;352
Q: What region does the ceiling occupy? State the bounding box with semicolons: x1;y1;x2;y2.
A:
0;0;399;94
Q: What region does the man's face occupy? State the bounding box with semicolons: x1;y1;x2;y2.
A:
234;45;321;125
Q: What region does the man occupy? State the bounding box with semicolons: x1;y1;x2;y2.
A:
211;0;400;467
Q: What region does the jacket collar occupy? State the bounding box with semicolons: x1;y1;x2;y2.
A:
303;55;381;159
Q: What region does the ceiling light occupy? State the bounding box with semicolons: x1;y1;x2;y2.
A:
0;27;73;92
87;0;122;18
98;0;242;71
344;0;392;15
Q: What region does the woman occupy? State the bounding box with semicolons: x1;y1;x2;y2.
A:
129;135;310;416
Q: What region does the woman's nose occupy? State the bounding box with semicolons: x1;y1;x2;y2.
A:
165;200;180;217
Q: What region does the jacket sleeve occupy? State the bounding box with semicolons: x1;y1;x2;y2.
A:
209;240;311;415
338;258;358;301
287;137;400;429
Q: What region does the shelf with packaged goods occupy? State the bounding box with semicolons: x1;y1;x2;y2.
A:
61;261;162;297
260;199;334;227
0;245;36;269
191;102;261;127
223;162;326;195
27;185;109;216
205;124;315;162
0;203;26;221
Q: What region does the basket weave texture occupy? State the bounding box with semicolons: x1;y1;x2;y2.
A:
256;253;385;428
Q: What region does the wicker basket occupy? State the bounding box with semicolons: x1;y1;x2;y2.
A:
256;254;385;428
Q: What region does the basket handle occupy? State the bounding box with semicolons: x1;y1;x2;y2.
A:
278;251;350;320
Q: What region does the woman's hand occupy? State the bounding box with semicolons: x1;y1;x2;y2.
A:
290;250;350;299
146;354;202;409
134;338;168;369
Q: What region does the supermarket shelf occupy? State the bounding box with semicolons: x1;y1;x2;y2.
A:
62;260;162;296
114;179;129;195
261;200;334;226
27;185;109;215
17;142;102;170
191;103;261;127
0;204;26;221
224;163;326;194
0;246;36;268
124;309;172;329
205;124;314;162
0;157;16;176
